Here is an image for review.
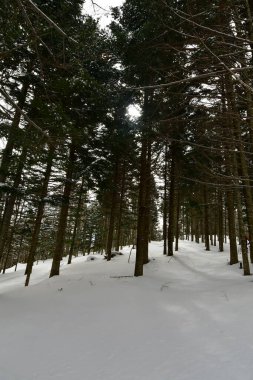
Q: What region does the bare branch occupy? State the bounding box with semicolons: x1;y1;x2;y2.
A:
17;0;55;59
24;0;78;44
90;1;108;13
168;5;253;46
200;39;253;94
0;87;51;143
124;66;253;91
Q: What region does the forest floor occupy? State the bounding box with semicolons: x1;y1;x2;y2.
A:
1;240;253;380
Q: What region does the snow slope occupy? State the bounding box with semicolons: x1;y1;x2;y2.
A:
0;240;253;380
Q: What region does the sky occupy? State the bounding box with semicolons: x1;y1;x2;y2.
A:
83;0;125;27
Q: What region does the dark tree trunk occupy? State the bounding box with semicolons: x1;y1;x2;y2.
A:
0;146;27;265
25;145;54;286
2;227;14;274
135;137;148;277
142;140;152;265
68;178;85;265
0;77;30;185
218;190;224;252
224;74;251;263
135;89;153;277
226;190;238;265
235;183;250;275
2;197;23;273
106;159;120;261
167;145;177;256
163;145;168;255
115;161;126;252
203;185;210;251
175;190;180;251
49;143;76;278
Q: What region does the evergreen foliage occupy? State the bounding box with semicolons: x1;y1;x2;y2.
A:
1;0;253;280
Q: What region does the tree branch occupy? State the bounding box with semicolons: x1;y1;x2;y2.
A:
124;66;253;91
24;0;78;44
0;87;51;143
168;4;253;46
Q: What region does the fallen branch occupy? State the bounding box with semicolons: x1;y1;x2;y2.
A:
110;276;134;279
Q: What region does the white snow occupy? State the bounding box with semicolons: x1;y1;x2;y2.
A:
1;240;253;380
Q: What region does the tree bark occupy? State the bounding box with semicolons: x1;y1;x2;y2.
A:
225;74;253;263
135;89;152;276
233;157;250;275
203;185;210;251
106;159;120;261
135;137;148;276
218;190;224;252
167;144;178;256
142;140;152;264
25;145;54;285
175;190;180;251
0;63;32;185
49;143;76;278
0;146;27;266
115;161;126;252
163;145;168;255
68;178;85;265
226;189;238;264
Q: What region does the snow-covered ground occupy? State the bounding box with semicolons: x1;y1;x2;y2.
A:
1;240;253;380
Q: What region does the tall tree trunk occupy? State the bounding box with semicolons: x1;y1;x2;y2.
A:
115;161;126;252
135;89;153;276
142;140;152;264
67;178;85;265
25;145;55;286
225;74;253;263
203;185;210;251
2;227;14;274
221;162;238;263
106;159;120;261
226;189;238;264
221;76;238;263
0;146;27;266
234;157;250;275
167;145;178;256
175;190;180;251
135;137;148;276
2;198;22;273
0;68;31;185
163;145;168;255
49;143;76;278
218;189;224;252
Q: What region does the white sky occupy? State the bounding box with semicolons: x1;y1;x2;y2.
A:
83;0;125;27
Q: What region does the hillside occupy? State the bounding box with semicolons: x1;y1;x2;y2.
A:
1;240;252;380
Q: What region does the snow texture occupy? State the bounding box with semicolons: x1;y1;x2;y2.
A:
0;240;252;380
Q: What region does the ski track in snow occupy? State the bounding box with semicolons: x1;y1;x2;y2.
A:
0;240;253;380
